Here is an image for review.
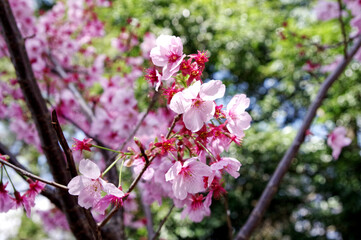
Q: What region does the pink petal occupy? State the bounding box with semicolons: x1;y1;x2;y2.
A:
150;47;167;66
183;101;215;132
183;107;205;132
227;94;250;114
199;80;225;101
103;183;125;198
182;81;201;100
79;159;101;179
169;92;191;114
68;176;88;195
165;161;182;181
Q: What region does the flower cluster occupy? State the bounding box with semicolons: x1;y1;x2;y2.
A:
67;159;126;213
0;176;45;218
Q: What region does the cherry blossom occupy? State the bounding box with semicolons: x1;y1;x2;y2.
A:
169;80;225;132
211;157;242;178
93;184;126;214
26;180;45;201
327;126;352;160
0;182;15;213
72;138;93;153
181;192;213;222
225;94;252;138
150;35;185;80
68;159;108;209
165;158;213;200
13;191;35;217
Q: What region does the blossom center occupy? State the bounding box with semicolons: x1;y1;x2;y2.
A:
190;194;205;210
179;166;192;177
192;97;204;108
168;52;180;63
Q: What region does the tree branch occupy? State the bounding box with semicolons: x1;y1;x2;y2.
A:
0;158;68;190
337;0;348;58
235;34;361;240
0;1;100;239
51;110;78;178
151;204;175;240
47;51;95;122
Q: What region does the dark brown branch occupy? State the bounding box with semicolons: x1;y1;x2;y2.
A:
0;1;100;239
0;158;68;190
235;34;361;240
0;142;62;209
337;0;348;57
51;110;78;178
151;204;175;240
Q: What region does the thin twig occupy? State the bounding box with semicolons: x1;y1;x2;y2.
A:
151;204;175;240
47;51;95;122
337;0;348;58
98;115;181;228
0;158;68;190
235;34;361;240
0;142;62;209
51;110;78;178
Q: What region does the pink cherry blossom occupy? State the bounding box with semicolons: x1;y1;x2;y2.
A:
26;180;45;201
93;184;126;214
169;80;225;132
181;192;213;222
72;138;93;153
327;126;352;160
211;157;242;178
225;94;252;138
0;182;15;213
165;158;213;200
13;191;35;217
150;35;185;80
68;159;108;209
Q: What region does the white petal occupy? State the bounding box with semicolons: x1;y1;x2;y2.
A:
150;47;167;67
182;81;201;100
227;94;250;114
104;183;125;198
169;92;191;114
79;159;100;179
183;107;205;132
68;176;85;195
200;80;225;101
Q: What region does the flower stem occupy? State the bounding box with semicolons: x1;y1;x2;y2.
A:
118;159;125;187
92;144;121;154
102;154;122;177
3;166;16;191
191;136;217;160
